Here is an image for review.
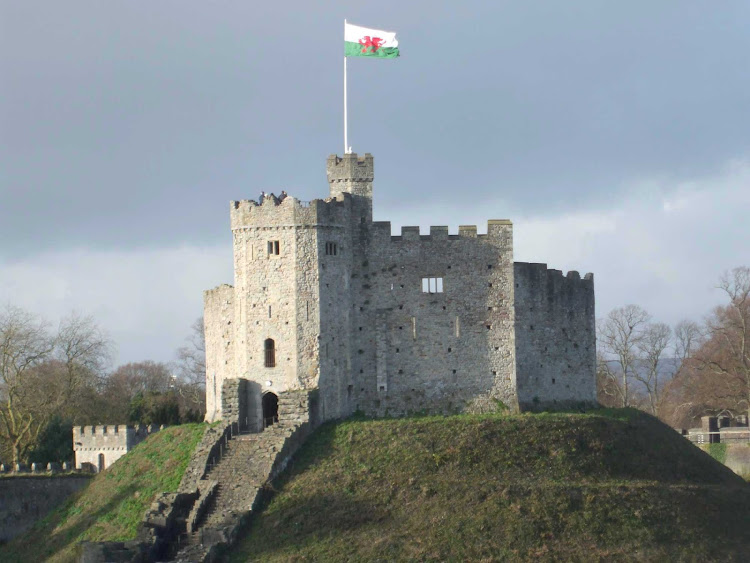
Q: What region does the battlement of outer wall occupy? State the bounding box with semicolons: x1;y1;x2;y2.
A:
73;424;164;436
229;193;353;231
370;220;513;243
514;262;594;287
205;283;234;300
73;424;164;443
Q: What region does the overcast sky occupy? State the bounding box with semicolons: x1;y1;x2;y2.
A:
2;1;749;366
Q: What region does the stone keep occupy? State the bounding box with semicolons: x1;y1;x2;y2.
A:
204;153;596;429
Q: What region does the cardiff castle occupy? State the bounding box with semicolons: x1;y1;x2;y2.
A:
204;153;596;430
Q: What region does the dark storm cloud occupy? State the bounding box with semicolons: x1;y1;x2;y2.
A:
2;1;750;363
2;1;750;257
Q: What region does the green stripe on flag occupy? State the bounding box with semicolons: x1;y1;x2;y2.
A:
345;42;399;58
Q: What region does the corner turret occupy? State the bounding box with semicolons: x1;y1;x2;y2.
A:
327;153;374;199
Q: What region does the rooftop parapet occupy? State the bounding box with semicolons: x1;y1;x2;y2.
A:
73;424;165;438
204;284;235;310
327;153;374;200
401;226;421;242
326;153;374;184
514;262;594;286
458;225;477;238
430;226;449;240
388;221;513;243
230;194;352;230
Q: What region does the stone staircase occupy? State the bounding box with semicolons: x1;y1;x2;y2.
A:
197;428;290;530
78;389;315;562
169;409;310;561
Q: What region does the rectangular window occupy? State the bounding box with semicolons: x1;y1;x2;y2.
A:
325;242;338;256
267;240;280;255
421;277;444;293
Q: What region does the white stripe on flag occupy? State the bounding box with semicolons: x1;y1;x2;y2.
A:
345;23;398;49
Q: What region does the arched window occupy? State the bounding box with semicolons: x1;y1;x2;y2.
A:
264;338;276;368
98;453;105;473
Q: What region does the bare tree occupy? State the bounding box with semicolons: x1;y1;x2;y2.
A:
0;306;55;464
597;305;652;407
53;313;113;420
633;322;672;416
596;350;622;408
674;320;703;365
175;317;206;416
657;320;702;428
0;307;114;464
694;266;750;418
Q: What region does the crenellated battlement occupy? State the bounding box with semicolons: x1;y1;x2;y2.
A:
327;153;374;201
229;194;352;231
73;424;163;438
326;153;374;183
205;283;234;297
384;220;513;243
515;262;594;288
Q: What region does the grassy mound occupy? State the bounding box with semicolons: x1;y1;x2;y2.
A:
230;409;750;562
0;423;206;563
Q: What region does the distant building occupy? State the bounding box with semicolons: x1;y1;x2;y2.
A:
73;424;162;472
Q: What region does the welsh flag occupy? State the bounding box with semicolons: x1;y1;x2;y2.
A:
345;22;399;59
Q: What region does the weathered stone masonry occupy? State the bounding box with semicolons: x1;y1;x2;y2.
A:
204;153;597;426
73;424;163;472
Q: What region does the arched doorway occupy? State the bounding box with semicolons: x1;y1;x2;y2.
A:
262;392;279;428
98;453;105;472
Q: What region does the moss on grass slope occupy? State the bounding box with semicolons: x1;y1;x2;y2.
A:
0;423;206;563
231;409;750;562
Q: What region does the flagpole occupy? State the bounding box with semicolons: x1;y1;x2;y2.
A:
344;20;349;154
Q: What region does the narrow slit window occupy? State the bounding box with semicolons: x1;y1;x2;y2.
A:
268;240;280;255
421;277;444;294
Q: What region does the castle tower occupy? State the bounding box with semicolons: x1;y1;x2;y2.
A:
203;157;362;427
327;153;374;222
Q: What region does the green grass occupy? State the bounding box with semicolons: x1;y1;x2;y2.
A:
0;423;206;563
706;442;728;464
230;409;750;562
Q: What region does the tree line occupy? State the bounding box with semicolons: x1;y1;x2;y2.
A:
0;308;206;465
597;266;750;429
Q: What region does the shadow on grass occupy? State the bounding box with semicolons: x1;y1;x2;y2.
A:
0;482;140;562
232;491;390;561
227;412;750;561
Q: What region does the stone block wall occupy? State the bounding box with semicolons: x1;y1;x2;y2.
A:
204;284;235;422
514;263;596;409
221;378;269;432
221;379;245;426
350;220;518;416
277;390;311;427
0;476;91;541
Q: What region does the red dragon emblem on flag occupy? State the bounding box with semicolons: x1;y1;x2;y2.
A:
359;36;385;54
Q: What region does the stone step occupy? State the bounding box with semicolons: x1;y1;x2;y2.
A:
178;422;302;547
